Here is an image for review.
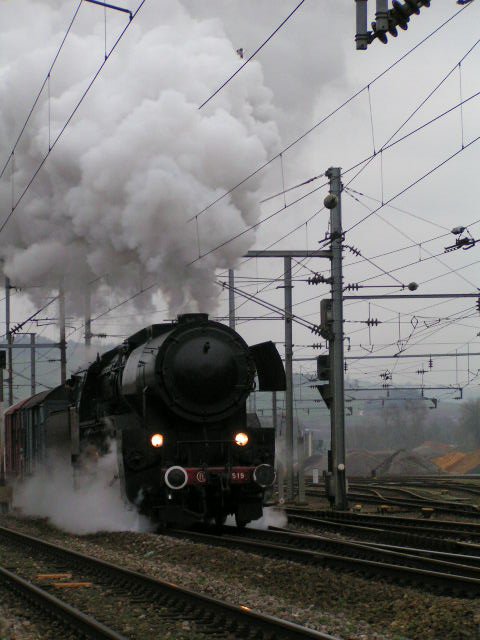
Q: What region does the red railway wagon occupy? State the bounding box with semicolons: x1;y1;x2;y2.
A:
5;397;32;478
5;388;69;479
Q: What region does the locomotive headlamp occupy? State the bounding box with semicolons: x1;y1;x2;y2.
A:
234;432;249;447
150;433;164;448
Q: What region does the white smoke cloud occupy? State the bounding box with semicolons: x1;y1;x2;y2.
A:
225;506;287;530
13;444;152;534
0;0;281;314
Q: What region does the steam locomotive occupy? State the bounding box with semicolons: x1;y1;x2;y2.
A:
4;313;286;527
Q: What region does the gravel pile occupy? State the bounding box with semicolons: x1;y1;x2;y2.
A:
1;514;479;640
305;450;440;478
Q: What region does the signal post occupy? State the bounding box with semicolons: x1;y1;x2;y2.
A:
240;166;349;509
324;167;348;510
244;248;330;502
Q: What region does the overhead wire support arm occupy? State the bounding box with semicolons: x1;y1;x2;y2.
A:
344;293;480;300
344;386;462;392
295;353;480;360
84;0;133;19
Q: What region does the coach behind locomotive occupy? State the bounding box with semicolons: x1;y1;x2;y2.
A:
12;313;285;528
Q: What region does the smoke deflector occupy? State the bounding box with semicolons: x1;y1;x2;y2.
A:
249;341;286;392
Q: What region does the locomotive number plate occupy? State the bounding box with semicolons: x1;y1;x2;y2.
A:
186;467;252;484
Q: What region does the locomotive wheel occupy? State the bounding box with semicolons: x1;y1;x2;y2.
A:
214;513;227;528
235;514;249;529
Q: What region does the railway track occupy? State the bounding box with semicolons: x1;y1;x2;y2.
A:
0;565;127;639
284;511;480;555
349;482;473;501
287;508;480;541
351;474;480;482
0;526;335;640
171;525;480;597
349;476;480;498
306;485;480;517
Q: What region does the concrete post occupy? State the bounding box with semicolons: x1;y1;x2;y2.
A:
284;256;294;501
59;285;67;385
85;286;92;348
30;333;36;396
228;269;235;330
5;278;12;406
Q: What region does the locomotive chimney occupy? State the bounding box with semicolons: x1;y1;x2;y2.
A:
177;313;209;324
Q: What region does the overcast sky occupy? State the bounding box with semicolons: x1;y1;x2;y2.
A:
1;1;479;399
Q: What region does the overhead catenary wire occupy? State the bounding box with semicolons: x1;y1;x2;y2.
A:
344;188;451;232
224;219;479;329
344;188;479;290
224;209;480;331
187;2;471;224
0;1;83;182
342;33;480;196
198;0;307;110
0;0;149;237
262;83;480;207
345;133;480;237
190;87;480;269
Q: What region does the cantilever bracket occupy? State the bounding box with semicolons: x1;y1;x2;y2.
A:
84;0;133;20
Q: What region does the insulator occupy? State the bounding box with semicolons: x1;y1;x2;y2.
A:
345;244;361;257
405;0;420;15
311;325;322;336
444;244;458;253
365;318;380;327
428;357;433;369
388;24;398;38
308;273;327;285
372;21;389;43
391;1;410;28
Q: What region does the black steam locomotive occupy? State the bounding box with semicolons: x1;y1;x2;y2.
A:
4;313;285;527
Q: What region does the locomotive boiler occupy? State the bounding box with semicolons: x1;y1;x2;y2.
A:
4;313;286;527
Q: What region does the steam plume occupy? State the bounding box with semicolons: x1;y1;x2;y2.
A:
13;445;152;534
0;0;280;314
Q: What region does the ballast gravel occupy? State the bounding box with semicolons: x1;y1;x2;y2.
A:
0;514;479;640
